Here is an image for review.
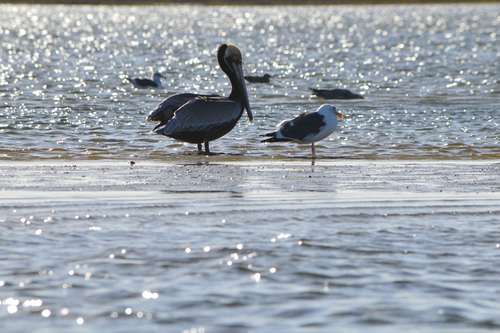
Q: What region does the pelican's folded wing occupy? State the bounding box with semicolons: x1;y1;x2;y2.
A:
157;98;242;135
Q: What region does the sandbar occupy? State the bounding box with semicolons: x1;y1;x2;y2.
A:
1;158;499;194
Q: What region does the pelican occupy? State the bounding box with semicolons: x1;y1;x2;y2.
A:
244;73;271;83
147;43;252;154
260;104;343;158
128;72;166;88
309;88;363;100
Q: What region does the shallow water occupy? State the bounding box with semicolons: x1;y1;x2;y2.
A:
1;159;500;332
1;4;500;333
2;185;500;333
0;4;499;160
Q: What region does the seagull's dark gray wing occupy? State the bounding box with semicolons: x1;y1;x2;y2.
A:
309;88;363;99
133;79;157;87
244;74;271;83
279;112;325;141
157;97;242;136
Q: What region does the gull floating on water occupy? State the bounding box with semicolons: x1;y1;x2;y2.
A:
147;43;252;154
127;72;166;88
260;104;343;158
309;88;363;100
244;73;271;83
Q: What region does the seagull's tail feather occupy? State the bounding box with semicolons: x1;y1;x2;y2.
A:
259;131;277;138
260;136;292;143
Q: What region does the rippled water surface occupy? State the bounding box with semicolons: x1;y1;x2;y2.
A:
1;4;500;333
0;4;499;160
1;180;500;333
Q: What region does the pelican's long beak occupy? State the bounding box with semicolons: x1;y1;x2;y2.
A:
232;61;253;122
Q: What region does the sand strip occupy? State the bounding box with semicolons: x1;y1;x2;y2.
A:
1;159;499;194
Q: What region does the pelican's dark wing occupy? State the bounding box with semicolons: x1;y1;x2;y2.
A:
156;97;242;136
147;93;219;131
279;112;326;141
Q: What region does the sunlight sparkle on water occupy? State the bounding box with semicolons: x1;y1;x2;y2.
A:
142;290;159;300
23;299;43;307
251;273;261;283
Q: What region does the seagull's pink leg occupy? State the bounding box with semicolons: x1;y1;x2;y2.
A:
311;143;316;157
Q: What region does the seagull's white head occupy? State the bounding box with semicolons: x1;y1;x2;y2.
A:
317;104;343;119
152;72;166;79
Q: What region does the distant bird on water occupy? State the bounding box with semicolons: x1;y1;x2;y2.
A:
309;88;364;100
147;43;252;154
127;72;166;88
260;104;343;158
244;73;271;83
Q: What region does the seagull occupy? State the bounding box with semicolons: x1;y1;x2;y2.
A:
244;73;271;83
127;72;166;88
147;43;252;154
260;104;343;157
309;88;363;100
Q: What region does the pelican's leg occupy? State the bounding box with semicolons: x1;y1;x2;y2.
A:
204;141;210;154
311;143;316;158
197;143;203;152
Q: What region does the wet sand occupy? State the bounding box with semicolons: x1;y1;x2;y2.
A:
2;158;499;194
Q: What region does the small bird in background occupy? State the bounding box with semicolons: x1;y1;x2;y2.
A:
309;87;363;100
244;73;271;83
127;72;166;88
261;104;343;158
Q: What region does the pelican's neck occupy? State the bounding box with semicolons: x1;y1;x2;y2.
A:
217;45;240;102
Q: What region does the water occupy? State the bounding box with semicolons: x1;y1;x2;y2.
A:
1;4;500;333
1;180;500;333
0;4;499;160
1;159;500;332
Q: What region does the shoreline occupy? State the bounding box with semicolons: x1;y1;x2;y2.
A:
1;0;498;4
2;159;499;194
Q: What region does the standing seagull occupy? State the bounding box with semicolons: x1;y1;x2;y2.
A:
127;72;166;88
309;88;363;100
260;104;343;157
147;43;252;154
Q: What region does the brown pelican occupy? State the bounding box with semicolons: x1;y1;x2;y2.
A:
260;104;343;157
128;72;166;88
309;88;363;100
147;43;252;154
244;73;271;83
